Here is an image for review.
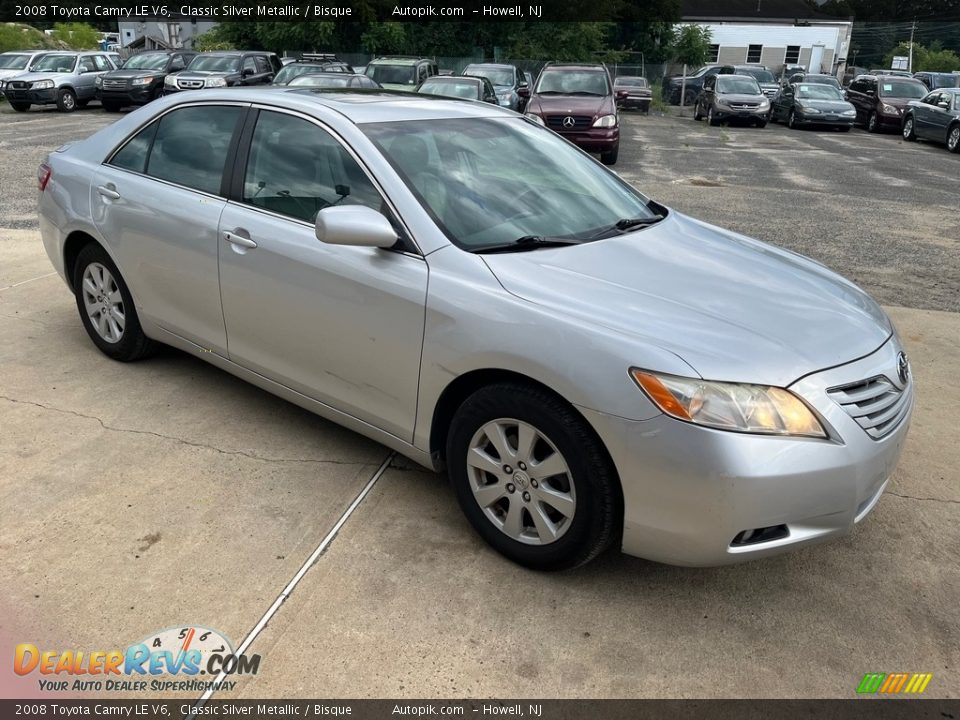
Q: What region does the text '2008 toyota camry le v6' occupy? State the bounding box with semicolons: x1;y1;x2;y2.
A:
38;89;913;570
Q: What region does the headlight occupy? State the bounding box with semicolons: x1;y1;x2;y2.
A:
204;77;227;88
758;98;770;108
524;113;545;125
881;103;900;114
164;75;177;87
842;109;856;116
33;80;54;89
131;77;154;86
95;76;103;87
630;369;827;438
800;105;821;114
592;114;617;128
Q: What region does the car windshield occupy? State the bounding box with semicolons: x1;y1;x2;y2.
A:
32;54;77;73
274;64;332;84
419;79;480;99
366;64;416;85
465;67;514;86
288;74;351;88
738;68;775;83
803;75;841;88
122;53;170;71
796;84;843;101
0;54;31;70
879;80;927;98
717;76;761;94
362;117;655;250
930;74;960;89
535;70;609;96
615;77;648;87
187;55;240;73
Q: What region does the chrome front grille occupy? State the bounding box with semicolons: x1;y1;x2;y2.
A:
178;79;204;89
828;375;911;439
729;102;760;109
103;79;127;90
11;81;29;89
545;115;593;130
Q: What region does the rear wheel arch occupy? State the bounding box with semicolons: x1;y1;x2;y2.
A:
63;230;100;292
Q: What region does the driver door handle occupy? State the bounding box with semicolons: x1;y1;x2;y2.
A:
97;185;121;200
222;229;257;249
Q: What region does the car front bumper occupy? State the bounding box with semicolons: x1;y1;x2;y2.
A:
619;95;651;110
713;105;770;121
581;337;912;566
97;85;157;105
876;110;904;129
3;87;57;104
797;111;855;127
554;127;619;152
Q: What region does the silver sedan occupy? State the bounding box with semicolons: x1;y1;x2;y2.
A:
37;89;912;569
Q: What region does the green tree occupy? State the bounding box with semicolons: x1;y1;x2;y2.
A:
671;24;712;105
50;22;100;50
361;22;407;55
882;41;960;72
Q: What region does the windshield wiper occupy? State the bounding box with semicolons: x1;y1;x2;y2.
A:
585;215;665;241
473;235;583;254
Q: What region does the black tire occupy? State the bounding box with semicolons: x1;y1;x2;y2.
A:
838;126;851;132
756;119;768;128
9;101;30;112
902;115;916;141
867;111;879;133
446;383;621;571
72;243;157;362
102;102;122;113
788;109;798;129
707;106;720;126
600;144;619;166
693;102;703;121
56;88;77;112
947;123;960;153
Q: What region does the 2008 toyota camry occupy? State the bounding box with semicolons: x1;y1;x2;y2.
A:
38;89;912;570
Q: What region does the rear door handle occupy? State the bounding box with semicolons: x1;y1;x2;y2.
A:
97;185;121;200
222;229;257;249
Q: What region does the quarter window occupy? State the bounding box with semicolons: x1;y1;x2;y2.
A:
242;110;383;222
242;56;257;75
747;45;763;64
109;121;159;174
146;105;241;195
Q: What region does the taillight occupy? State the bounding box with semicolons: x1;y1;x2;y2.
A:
38;163;52;192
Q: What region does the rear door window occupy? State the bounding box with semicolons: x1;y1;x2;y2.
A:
145;105;242;194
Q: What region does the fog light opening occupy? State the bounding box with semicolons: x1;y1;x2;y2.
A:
731;524;790;547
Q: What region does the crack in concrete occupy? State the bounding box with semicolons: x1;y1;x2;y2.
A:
884;490;960;506
0;394;371;467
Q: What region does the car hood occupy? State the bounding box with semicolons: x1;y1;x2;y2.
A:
717;93;767;104
0;68;30;81
103;69;167;80
528;94;611;116
6;71;70;83
877;95;914;107
176;70;234;79
797;99;854;112
481;211;891;387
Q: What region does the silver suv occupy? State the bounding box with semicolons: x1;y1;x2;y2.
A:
4;51;117;112
0;50;50;95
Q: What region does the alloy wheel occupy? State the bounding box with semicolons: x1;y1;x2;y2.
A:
903;118;914;140
949;126;960;152
466;418;576;546
81;262;125;344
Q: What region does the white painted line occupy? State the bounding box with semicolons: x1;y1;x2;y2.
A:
0;272;57;292
188;451;395;715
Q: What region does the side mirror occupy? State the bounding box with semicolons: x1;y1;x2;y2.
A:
938;101;950;109
315;205;397;248
242;68;254;78
517;86;530;98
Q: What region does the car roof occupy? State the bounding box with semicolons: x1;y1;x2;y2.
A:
464;63;515;70
369;57;425;66
426;76;481;82
542;63;605;71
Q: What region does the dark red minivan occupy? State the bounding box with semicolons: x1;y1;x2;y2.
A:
524;63;622;165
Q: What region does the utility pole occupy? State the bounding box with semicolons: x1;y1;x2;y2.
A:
908;19;916;72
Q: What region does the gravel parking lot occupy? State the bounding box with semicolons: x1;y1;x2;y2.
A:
1;103;958;700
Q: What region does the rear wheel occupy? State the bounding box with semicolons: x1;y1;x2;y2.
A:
867;111;880;133
600;144;619;166
447;383;620;571
56;88;77;112
72;243;157;362
947;124;960;153
9;101;30;112
902;115;916;140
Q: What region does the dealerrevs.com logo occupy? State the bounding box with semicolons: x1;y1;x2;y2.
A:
14;626;260;693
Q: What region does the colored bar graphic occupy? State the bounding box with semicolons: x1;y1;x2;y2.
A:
858;672;932;695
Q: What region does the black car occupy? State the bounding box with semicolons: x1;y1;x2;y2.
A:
914;72;960;90
163;51;280;94
96;50;195;111
272;54;354;86
733;64;779;99
902;88;960;152
663;64;735;105
784;72;841;91
770;82;856;130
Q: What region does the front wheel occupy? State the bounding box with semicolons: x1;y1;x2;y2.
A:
600;145;619;166
707;106;719;126
788;109;798;129
447;383;621;570
902;115;916;140
56;88;77;112
867;111;880;133
693;102;703;121
756;119;768;128
72;243;157;362
947;124;960;153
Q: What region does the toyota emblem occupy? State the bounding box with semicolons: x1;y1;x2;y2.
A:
562;116;576;128
897;352;910;385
